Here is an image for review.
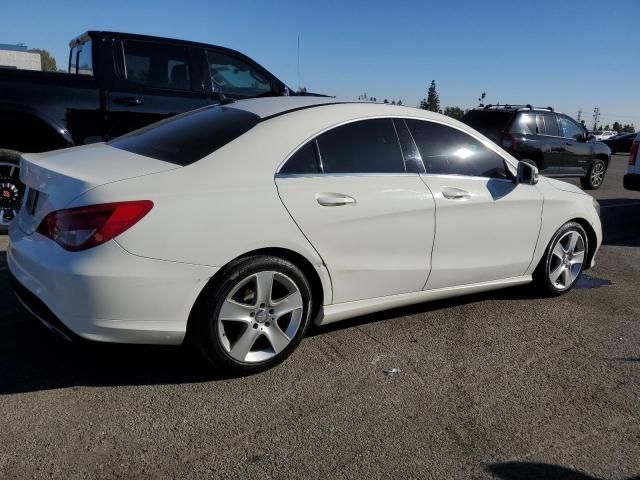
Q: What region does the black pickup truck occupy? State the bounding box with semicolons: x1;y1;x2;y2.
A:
0;30;294;229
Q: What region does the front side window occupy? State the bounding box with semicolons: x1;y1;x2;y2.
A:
316;119;405;174
123;40;191;91
206;50;272;97
406;119;511;179
558;117;584;140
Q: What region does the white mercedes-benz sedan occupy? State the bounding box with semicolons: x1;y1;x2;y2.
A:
8;97;602;373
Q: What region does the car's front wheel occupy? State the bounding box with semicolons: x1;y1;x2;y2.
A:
580;159;606;190
0;149;24;233
193;255;314;374
534;222;588;295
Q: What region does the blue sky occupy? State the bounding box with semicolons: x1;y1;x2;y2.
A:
2;0;638;127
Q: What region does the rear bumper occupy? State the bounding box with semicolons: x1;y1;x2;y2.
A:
7;227;218;345
623;173;640;191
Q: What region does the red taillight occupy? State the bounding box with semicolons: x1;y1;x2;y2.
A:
629;141;639;166
37;201;153;251
501;132;517;151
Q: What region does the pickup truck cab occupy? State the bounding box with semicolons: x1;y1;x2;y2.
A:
0;31;293;229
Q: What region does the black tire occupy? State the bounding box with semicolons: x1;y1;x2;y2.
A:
0;149;24;234
533;222;588;296
580;159;606;190
191;255;314;375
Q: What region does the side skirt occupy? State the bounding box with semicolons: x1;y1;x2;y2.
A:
314;276;532;326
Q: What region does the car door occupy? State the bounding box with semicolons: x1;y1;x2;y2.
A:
404;118;543;290
508;112;553;171
275;118;436;304
105;39;209;139
555;115;593;175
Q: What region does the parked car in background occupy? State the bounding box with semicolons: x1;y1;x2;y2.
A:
0;30;295;231
462;105;611;190
8;98;602;373
623;132;640;191
592;130;618;141
603;132;638;154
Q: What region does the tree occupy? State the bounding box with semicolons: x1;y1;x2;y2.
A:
397;100;403;106
383;99;389;104
29;48;57;72
603;124;610;131
612;121;622;131
297;87;308;94
443;106;465;120
420;80;440;112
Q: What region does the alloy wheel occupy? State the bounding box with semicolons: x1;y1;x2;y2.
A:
0;161;23;228
547;230;585;290
590;162;605;187
217;271;304;363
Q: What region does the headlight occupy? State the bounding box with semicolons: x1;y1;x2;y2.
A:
592;198;601;217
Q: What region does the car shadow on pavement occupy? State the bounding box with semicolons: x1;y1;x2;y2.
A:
487;462;604;480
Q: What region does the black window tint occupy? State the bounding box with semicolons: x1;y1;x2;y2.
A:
109;106;260;166
512;113;538;134
461;111;513;142
543;115;560;136
558;117;584;140
123;40;191;91
317;119;405;174
406;119;511;179
280;141;320;174
394;119;425;173
206;50;272;98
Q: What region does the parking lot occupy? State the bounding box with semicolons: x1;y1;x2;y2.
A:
0;154;638;479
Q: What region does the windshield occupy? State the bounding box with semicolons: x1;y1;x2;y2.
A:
109;106;261;165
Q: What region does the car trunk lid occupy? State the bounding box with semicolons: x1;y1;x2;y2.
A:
17;143;178;235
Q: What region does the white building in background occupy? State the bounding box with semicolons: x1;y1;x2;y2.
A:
0;43;41;71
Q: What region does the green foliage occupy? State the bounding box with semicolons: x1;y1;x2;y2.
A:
420;80;440;112
443;106;465;120
612;121;635;133
28;48;57;72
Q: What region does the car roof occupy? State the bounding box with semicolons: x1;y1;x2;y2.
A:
228;96;457;123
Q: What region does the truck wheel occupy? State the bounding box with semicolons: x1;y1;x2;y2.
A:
0;149;24;233
580;159;606;190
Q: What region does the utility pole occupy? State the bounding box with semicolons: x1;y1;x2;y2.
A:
592;107;600;132
577;109;582;122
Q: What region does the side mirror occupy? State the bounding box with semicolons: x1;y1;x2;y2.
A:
517;161;539;185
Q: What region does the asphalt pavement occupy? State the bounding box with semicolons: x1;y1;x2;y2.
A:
0;155;638;479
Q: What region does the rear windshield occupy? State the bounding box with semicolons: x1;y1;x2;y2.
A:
109;106;261;165
462;111;513;138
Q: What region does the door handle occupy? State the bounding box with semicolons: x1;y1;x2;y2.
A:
441;187;470;200
114;97;143;106
316;192;356;207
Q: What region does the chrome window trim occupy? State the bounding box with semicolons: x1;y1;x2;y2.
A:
274;114;519;177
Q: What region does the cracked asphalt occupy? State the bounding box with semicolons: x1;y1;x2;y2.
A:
0;155;638;479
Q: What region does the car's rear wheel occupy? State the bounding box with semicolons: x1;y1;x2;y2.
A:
580;159;606;190
193;255;313;374
534;222;588;296
0;149;24;233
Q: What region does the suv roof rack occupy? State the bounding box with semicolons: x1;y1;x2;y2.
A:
482;104;554;112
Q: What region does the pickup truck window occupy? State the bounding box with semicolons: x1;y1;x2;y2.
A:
69;41;93;75
206;50;272;97
108;106;260;166
123;40;191;91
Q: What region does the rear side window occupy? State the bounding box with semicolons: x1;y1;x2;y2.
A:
280;141;320;174
512;113;539;135
542;114;560;136
109;106;260;166
461;111;513;140
316;119;405;174
123;40;191;91
406;119;511;179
